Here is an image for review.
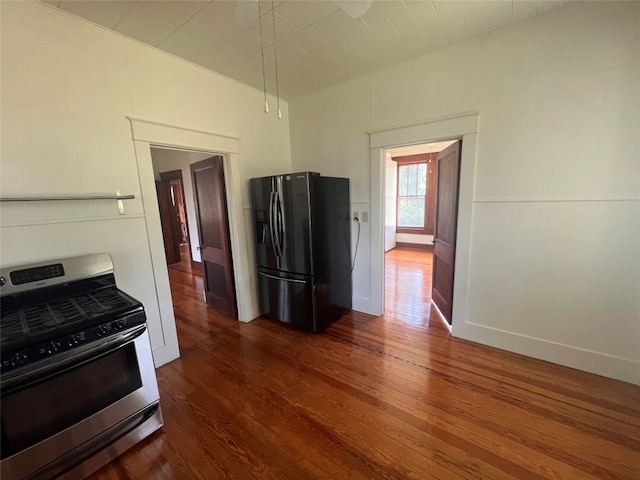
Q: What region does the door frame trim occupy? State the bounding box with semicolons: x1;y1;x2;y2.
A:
127;117;254;368
368;111;479;337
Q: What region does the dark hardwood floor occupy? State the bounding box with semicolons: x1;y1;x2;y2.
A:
91;247;640;479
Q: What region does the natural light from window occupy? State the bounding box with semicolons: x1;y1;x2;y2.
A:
397;163;427;228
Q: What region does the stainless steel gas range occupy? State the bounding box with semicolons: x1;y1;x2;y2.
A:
0;253;163;480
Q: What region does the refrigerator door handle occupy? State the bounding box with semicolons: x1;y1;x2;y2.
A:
269;191;280;258
273;193;283;258
275;192;285;256
259;271;306;284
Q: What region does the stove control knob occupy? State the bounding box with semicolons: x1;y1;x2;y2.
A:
10;352;28;367
95;325;109;337
0;276;5;287
111;320;125;331
46;341;62;354
67;334;80;347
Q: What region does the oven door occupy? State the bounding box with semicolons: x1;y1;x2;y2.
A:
0;324;161;480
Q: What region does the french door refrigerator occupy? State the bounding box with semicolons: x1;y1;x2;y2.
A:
250;172;352;332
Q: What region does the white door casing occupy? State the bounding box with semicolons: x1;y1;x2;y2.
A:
368;111;480;338
128;117;255;368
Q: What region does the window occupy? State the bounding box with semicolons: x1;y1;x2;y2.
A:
397;162;427;228
394;153;437;235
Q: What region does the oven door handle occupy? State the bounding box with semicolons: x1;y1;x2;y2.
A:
0;324;148;394
25;401;161;480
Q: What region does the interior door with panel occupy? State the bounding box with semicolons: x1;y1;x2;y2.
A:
160;170;191;261
432;141;461;324
155;180;181;265
190;156;238;319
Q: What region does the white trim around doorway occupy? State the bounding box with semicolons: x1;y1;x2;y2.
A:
127;117;257;368
368;111;479;339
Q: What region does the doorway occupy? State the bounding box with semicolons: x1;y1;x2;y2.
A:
383;140;460;327
129;117;251;367
368;111;479;334
151;147;238;350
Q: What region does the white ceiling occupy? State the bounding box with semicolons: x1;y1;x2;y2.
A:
40;0;571;100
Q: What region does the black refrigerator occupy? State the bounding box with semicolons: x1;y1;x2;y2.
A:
250;172;352;332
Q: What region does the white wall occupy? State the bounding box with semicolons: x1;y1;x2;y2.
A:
289;2;640;384
384;156;397;251
396;233;433;246
0;1;292;367
151;148;210;263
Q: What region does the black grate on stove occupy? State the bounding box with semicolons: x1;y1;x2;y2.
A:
1;311;25;346
1;288;136;348
92;289;131;310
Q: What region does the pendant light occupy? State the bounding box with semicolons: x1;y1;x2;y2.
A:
258;0;268;113
271;0;282;119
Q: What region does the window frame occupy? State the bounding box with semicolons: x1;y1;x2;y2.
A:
394;153;437;235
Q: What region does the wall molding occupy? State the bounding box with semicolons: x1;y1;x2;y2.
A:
368;111;480;138
352;295;375;315
459;322;639;385
394;242;434;250
151;345;179;369
0;213;146;229
474;197;639;203
127;117;239;153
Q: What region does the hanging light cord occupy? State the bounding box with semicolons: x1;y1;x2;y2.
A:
271;0;281;119
258;0;268;113
351;219;361;272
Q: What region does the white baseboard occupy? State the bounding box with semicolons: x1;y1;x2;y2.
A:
152;299;638;385
454;321;640;385
239;301;261;323
152;343;180;369
352;296;380;316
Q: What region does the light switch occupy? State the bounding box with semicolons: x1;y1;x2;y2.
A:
361;212;368;223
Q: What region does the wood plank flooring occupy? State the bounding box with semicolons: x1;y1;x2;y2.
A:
384;247;446;329
91;248;640;479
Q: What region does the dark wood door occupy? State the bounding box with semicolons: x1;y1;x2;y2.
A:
432;141;462;324
155;180;181;265
190;156;237;319
160;170;192;263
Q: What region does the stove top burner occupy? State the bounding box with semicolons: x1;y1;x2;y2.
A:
0;312;23;346
0;254;147;373
1;287;137;350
